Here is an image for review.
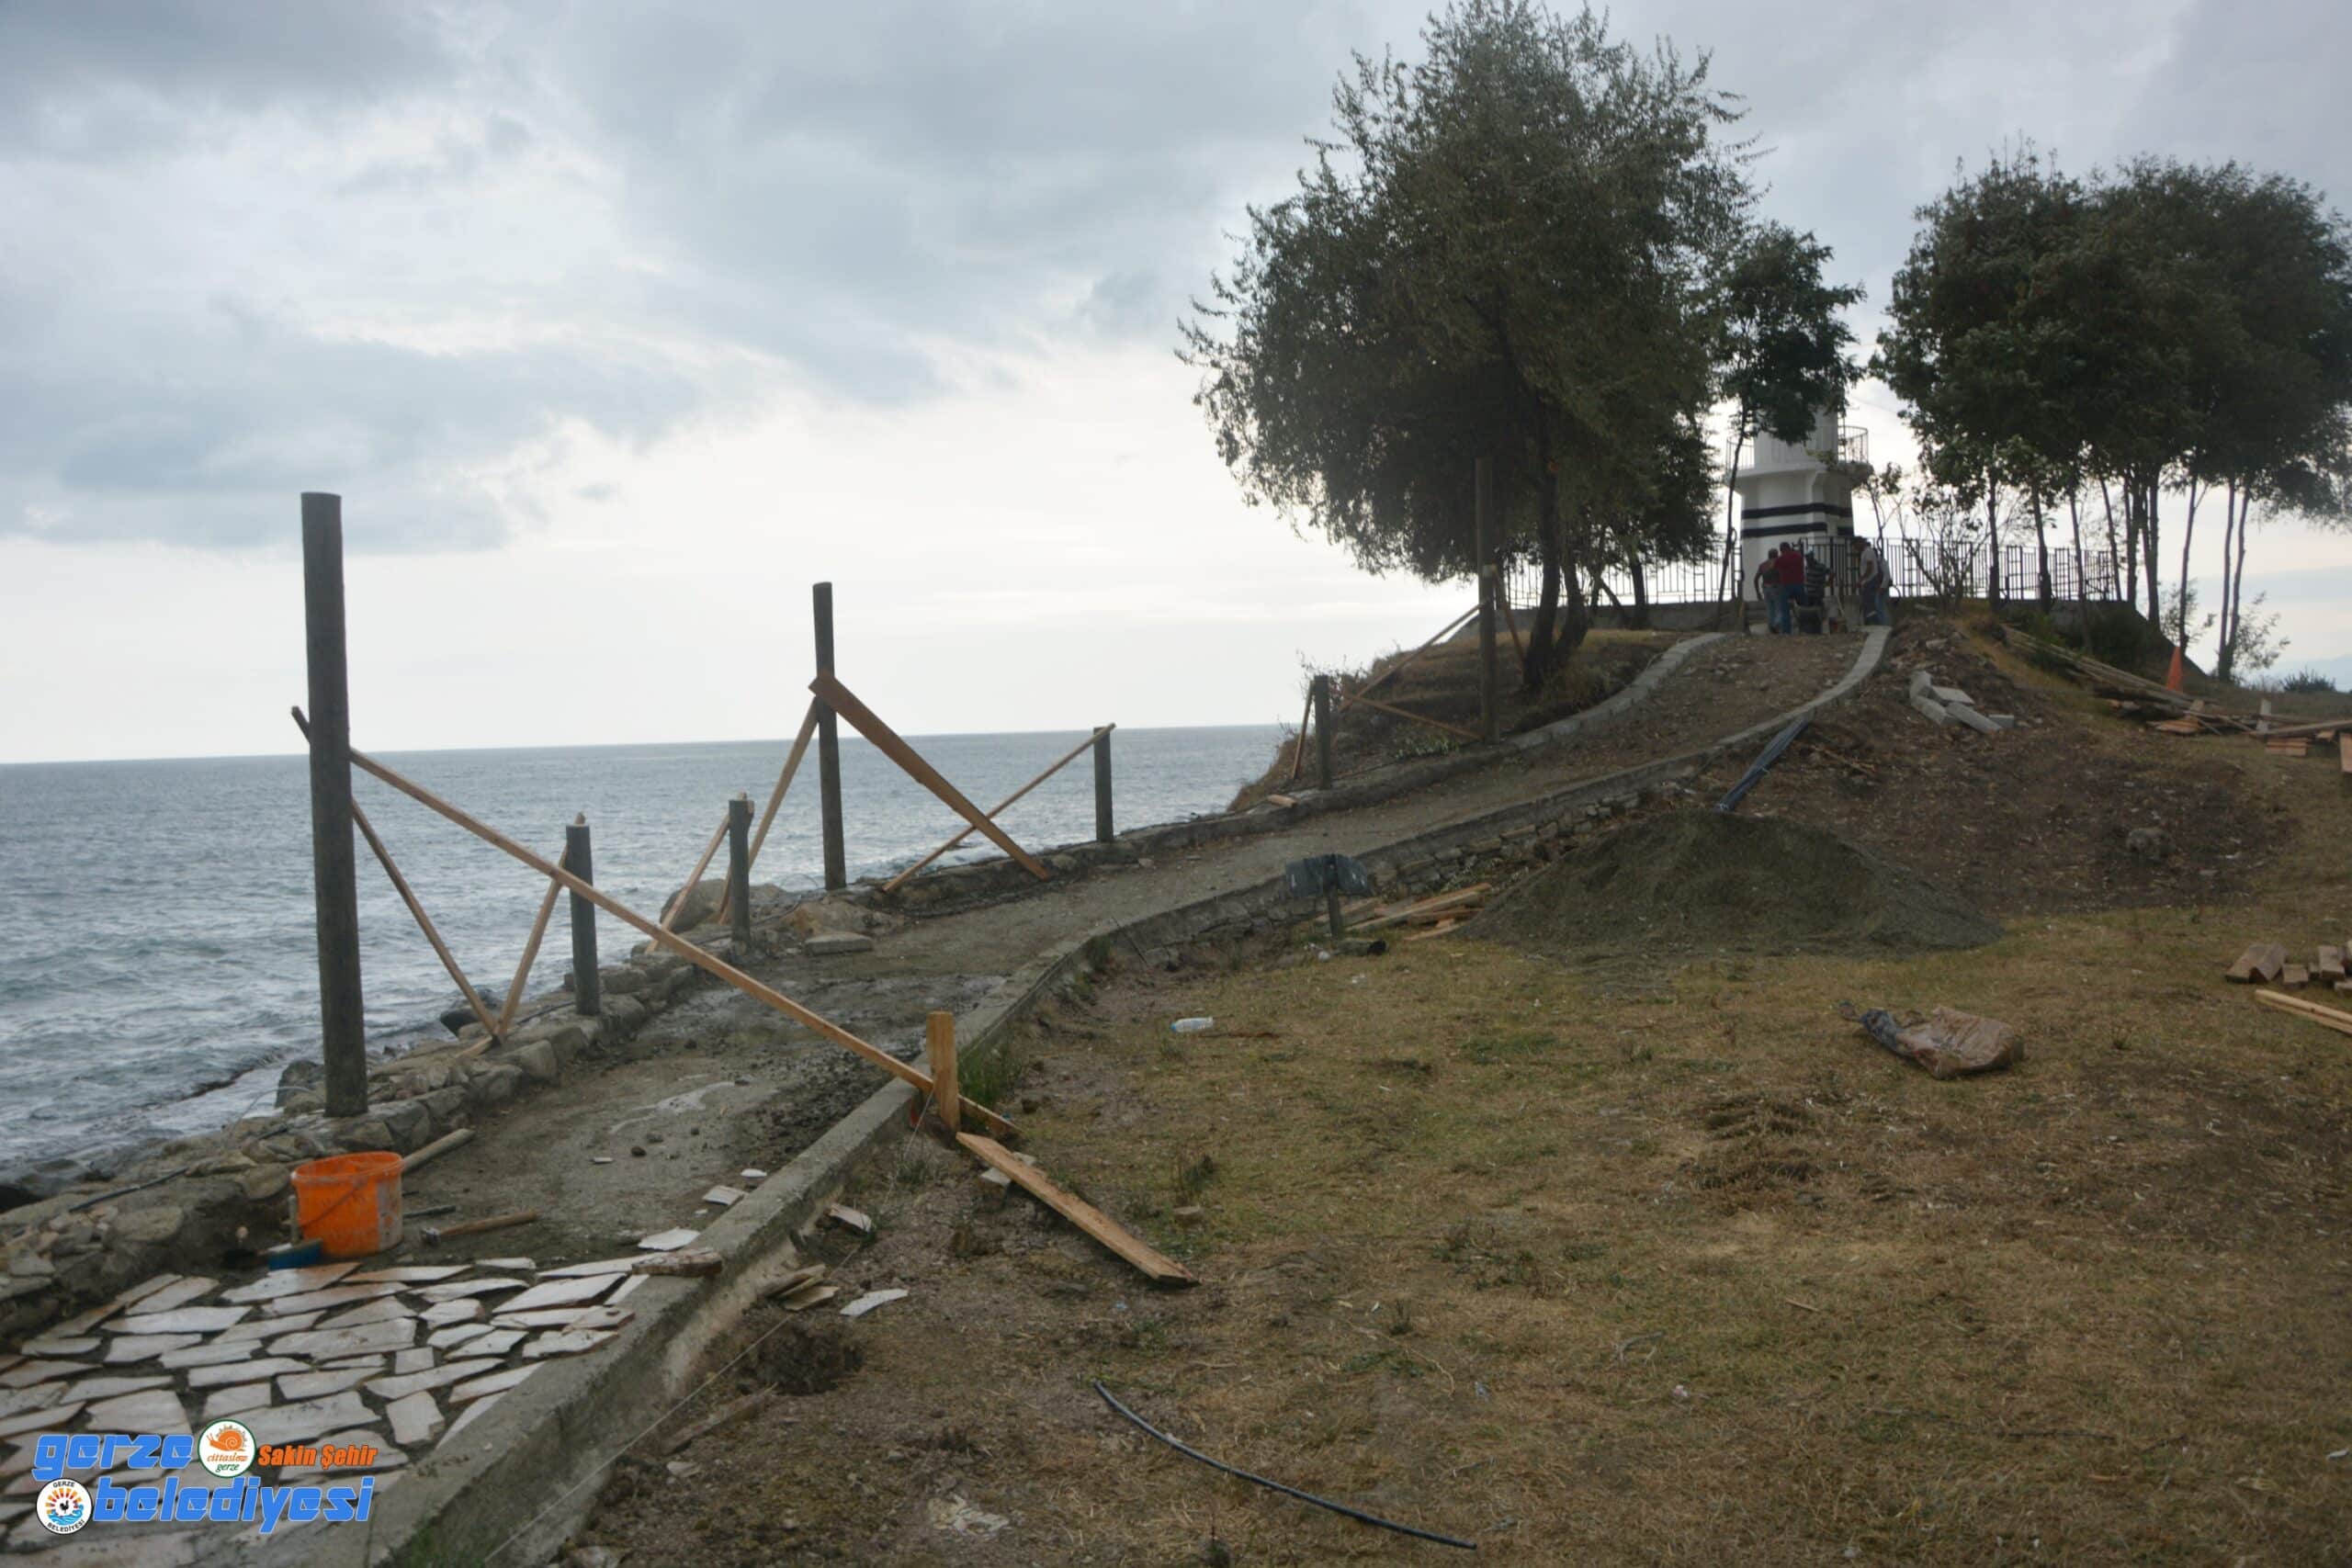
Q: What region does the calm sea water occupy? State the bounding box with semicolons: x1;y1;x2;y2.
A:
0;726;1277;1172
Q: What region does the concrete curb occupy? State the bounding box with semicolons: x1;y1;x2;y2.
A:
266;626;1887;1565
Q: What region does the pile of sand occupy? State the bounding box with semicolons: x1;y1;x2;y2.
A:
1473;809;2001;958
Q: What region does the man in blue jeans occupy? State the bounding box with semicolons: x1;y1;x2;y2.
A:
1754;546;1789;633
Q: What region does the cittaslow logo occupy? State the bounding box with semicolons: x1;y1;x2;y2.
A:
31;1432;377;1536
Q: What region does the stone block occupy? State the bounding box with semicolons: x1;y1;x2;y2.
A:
470;1065;524;1105
513;1042;561;1085
1911;693;1953;726
598;966;648;996
1945;702;2001;735
805;933;875;956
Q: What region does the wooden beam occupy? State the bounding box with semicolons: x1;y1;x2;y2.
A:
957;1134;1195;1286
2226;942;2288;983
885;726;1112;894
496;873;564;1037
661;815;730;933
1287;688;1313;782
719;701;820;924
1348;694;1483;744
351;800;499;1042
293;708;1016;1139
809;673;1048;879
927;1011;959;1134
1337;604;1479;716
1351;883;1493;933
2255;988;2352;1039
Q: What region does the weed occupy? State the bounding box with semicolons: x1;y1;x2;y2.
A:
958;1040;1027;1110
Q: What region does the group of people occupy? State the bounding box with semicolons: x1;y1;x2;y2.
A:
1753;537;1893;633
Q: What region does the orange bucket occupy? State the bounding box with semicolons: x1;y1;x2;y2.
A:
290;1152;404;1258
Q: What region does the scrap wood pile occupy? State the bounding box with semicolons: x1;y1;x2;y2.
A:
1339;882;1491;942
2227;936;2349;993
1998;626;2350;763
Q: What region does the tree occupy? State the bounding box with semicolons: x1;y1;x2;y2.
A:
1183;0;1752;687
1712;223;1865;606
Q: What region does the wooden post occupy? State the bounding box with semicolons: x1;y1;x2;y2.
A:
727;793;753;948
1475;456;1498;743
565;815;600;1018
1311;674;1334;789
813;581;847;891
1092;727;1114;844
926;1011;959;1133
301;492;368;1119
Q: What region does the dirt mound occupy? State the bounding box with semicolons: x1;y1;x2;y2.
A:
1474;809;2001;958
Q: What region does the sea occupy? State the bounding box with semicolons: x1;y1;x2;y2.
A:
0;725;1279;1176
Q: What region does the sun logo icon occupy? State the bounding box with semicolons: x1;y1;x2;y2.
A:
36;1478;91;1535
199;1418;257;1479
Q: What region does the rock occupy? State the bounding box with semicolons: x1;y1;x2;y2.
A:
6;1246;56;1279
2126;827;2171;862
661;879;728;932
786;896;899;941
377;1099;433;1150
439;992;503;1037
240;1165;290;1203
471;1064;525;1105
336;1119;399;1153
600;997;647;1037
598;966;648;996
114;1205;184;1246
805;933;875;957
513;1042;561;1084
280;1089;326;1117
276;1059;323;1108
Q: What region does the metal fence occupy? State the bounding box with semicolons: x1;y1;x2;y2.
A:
1503;536;2121;613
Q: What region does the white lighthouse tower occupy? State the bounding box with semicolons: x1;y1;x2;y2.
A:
1733;404;1860;607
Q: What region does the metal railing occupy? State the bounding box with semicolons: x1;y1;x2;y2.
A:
1501;536;2121;613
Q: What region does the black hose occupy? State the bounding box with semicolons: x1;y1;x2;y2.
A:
1092;1380;1476;1551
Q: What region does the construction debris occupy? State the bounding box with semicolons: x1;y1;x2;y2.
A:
1837;1001;2022;1078
1346;883;1491;934
2255;989;2352;1039
2228;942;2290;984
839;1288;909;1320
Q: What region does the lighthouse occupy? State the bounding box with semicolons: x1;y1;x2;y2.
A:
1733;404;1860;608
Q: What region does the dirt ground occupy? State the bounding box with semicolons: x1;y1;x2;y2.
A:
581;627;2351;1565
1721;615;2291;916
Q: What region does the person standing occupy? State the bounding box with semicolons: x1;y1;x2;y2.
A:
1754;546;1787;634
1799;543;1834;632
1774;542;1808;634
1858;539;1892;626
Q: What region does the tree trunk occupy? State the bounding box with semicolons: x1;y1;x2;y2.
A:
2230;486;2252;676
1713;423;1746;623
2174;473;2201;651
2215;479;2238;680
2106;473;2134;608
1985;479;2003;606
1629;555;1650;630
2031;484;2051;609
2141;476;2162;628
2067;489;2087;615
1522;445;1565;691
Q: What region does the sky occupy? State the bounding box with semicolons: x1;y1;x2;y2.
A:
4;0;2348;765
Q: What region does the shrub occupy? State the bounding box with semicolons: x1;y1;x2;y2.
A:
2278;668;2341;694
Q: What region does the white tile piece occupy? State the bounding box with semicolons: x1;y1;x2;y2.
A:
610;1275;649;1304
498;1275;620;1314
467;1330;524;1358
520;1330;615;1359
413;1279;526;1303
384;1392;444;1447
82;1388;188;1436
0;1360;89;1390
220;1263;360;1304
0;1387;69;1422
17;1337;97;1359
159;1340;266;1371
130;1278;217;1316
635;1228;699;1252
438;1393;503;1446
268;1317;417;1360
739;1168;767;1181
343;1266;469;1285
212;1310;322;1344
425;1324;492;1351
277;1367;379;1401
115;1306;252;1336
701;1186;749;1208
490;1306;633;1333
241;1392;372;1448
200;1382;275;1421
312;1296;413;1330
269;1281;404;1315
364;1359;503;1403
840;1289;909;1320
475;1258;534;1271
0;1404;83;1442
103;1334;204;1365
185;1359;305;1391
448;1365;537;1404
391;1348;434;1375
537;1257;640;1280
53;1374;174;1403
419;1300;483;1328
318;1355;389;1372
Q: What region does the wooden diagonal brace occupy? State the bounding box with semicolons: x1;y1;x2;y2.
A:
808;672;1049;879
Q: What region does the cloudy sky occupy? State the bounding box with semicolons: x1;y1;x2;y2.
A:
4;0;2346;764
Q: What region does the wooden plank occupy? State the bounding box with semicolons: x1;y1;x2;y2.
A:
956;1134;1194;1286
2265;739;2309;758
661;815;730;933
496;873;564;1037
2283;964;2311;988
809;674;1049;880
351;802;500;1041
1351;883;1492;933
300;710;1016;1139
722;700;820;923
885;725;1111;893
2342;735;2351;776
1336;604;1479;716
1349;694;1483;744
2255;989;2352;1039
1404;919;1462;943
2316;946;2345;987
2227;943;2267;982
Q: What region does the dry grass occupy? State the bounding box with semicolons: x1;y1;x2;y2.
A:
589;703;2352;1566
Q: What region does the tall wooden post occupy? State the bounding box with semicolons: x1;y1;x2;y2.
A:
565;815;600;1018
926;1011;959;1133
301;492;368;1119
726;793;753;948
1092;728;1114;844
1475;456;1499;743
1311;675;1334;789
813;581;847;891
